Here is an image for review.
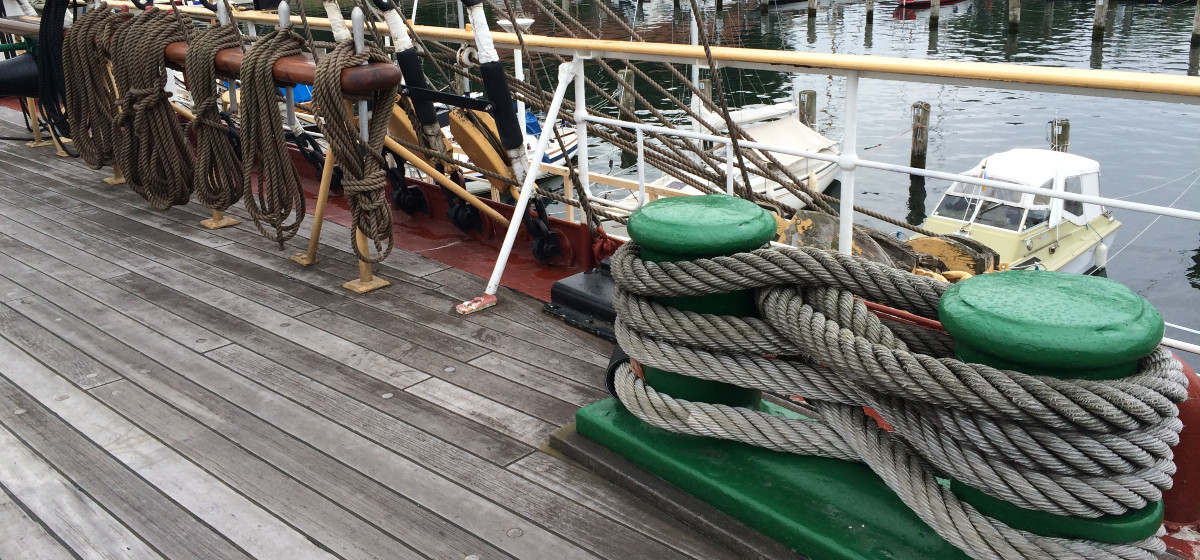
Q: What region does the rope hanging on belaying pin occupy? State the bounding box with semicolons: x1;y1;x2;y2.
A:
109;7;195;210
185;2;244;212
312;18;397;264
609;241;1189;560
63;2;122;169
239;22;307;247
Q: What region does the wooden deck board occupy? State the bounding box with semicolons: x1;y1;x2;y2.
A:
0;423;165;560
0;110;743;560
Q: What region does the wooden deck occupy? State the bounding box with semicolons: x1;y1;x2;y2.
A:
0;108;744;560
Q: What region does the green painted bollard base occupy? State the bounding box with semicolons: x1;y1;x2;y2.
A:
950;481;1163;544
577;398;969;560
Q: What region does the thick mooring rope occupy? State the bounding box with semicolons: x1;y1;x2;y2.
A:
239;24;307;247
63;2;121;169
610;241;1188;560
185;21;244;211
313;38;397;263
109;7;194;209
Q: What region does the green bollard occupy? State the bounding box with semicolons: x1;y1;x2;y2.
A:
939;270;1166;542
626;194;777;407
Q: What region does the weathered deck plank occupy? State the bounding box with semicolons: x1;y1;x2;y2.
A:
0;469;79;560
0;344;256;560
0;424;164;560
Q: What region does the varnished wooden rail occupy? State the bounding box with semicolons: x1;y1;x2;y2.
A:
93;1;1200;104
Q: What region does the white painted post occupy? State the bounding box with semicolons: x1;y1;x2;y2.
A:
457;61;579;313
636;128;646;207
837;71;859;256
725;142;734;196
280;2;295;129
574;57;590;196
498;19;535;146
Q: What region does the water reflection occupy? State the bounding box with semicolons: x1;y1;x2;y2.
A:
1190;243;1200;290
907;176;928;226
1190;46;1199;77
1090;39;1104;69
928;26;939;55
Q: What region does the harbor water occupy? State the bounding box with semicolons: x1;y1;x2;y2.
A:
407;0;1200;346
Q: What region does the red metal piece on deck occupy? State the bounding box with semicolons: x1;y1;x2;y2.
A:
1164;354;1200;525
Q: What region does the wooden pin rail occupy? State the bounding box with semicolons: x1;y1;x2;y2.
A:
162;43;400;95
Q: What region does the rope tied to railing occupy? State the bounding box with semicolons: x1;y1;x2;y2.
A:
313;37;397;263
610;241;1188;559
185;20;244;211
239;23;307;248
109;7;195;210
63;2;122;169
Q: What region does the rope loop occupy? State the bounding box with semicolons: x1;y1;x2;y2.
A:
239;24;307;247
108;7;195;210
611;241;1187;559
186;21;244;212
313;38;398;264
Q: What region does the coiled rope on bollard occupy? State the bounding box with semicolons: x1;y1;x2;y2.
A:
312;37;397;263
239;24;307;248
109;7;195;210
63;2;122;169
609;241;1188;560
185;18;244;211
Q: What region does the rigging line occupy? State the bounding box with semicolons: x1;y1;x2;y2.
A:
1106;173;1199;264
1112;166;1200;200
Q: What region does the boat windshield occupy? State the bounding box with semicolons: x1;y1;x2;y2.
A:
931;178;1043;232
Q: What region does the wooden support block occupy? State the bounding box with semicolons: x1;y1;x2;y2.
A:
343;229;389;294
199;210;240;230
102;164;127;185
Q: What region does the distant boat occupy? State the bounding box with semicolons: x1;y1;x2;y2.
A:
916;148;1122;275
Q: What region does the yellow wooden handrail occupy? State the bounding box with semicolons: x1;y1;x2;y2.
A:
94;1;1200;101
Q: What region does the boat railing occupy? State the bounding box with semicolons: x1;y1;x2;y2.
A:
41;4;1200;352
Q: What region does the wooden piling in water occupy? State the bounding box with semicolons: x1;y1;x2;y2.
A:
1049;118;1070;152
808;0;816;19
716;0;722;11
1192;0;1200;46
1093;0;1109;41
760;0;769;13
798;90;817;128
866;0;874;24
910;101;931;169
1008;0;1020;34
930;0;940;27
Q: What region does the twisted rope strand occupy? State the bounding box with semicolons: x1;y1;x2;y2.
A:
64;2;121;169
610;240;1187;559
239;24;307;247
109;8;194;209
186;21;244;211
313;38;397;263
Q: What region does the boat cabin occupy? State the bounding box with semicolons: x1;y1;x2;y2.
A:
922;148;1121;273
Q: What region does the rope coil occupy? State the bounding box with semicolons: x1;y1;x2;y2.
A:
313;38;398;263
185;21;244;211
63;2;121;169
239;24;307;247
109;7;195;209
610;241;1188;560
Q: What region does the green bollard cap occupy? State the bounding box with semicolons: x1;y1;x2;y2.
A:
938;270;1163;380
628;194;778;261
